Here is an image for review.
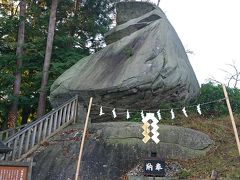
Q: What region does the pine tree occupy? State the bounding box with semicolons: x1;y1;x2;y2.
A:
7;0;26;128
0;0;114;128
37;0;59;118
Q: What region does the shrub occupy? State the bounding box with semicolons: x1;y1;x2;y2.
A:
196;82;240;117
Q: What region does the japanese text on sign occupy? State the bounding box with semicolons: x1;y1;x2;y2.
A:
144;159;165;177
0;166;27;180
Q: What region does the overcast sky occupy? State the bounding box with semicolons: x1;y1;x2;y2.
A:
150;0;240;87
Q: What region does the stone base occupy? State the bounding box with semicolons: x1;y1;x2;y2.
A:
127;176;177;180
32;122;213;180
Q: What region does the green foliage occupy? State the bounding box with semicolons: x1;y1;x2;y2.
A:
127;112;141;122
0;0;114;129
177;169;192;179
124;47;134;57
230;169;240;179
196;82;240;117
126;82;240;123
0;6;19;128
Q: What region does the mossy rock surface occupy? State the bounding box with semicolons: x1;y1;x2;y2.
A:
91;122;213;159
32;122;212;180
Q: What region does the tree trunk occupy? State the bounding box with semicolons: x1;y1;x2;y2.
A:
157;0;160;6
37;0;58;118
74;0;81;13
67;0;81;49
7;0;26;128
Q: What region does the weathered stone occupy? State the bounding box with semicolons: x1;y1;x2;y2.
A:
91;122;213;151
50;2;200;117
116;2;156;25
32;122;213;180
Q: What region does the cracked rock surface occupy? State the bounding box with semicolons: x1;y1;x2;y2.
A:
32;122;212;180
50;1;199;113
91;122;213;159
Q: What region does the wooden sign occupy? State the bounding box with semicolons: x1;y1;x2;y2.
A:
0;166;27;180
0;160;33;180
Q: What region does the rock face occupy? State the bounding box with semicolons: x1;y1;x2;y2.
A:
91;122;213;158
50;1;200;111
32;122;213;180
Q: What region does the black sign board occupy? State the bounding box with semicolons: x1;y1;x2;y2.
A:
144;159;165;177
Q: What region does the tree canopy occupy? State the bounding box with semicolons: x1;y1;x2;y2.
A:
0;0;115;129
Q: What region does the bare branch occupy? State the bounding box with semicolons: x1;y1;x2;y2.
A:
221;61;240;88
227;75;235;87
219;68;232;76
208;76;223;85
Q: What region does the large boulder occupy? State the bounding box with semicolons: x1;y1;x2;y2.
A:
32;122;213;180
50;2;199;111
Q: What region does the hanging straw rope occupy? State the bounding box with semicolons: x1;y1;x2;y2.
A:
92;98;226;113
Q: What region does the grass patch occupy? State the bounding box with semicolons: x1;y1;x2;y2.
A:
162;115;240;179
177;169;192;179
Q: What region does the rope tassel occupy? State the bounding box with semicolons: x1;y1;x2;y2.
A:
182;107;188;117
197;104;202;115
126;110;130;119
112;108;117;118
157;109;162;120
99;106;105;116
92;98;226;119
170;109;175;119
141;110;145;119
